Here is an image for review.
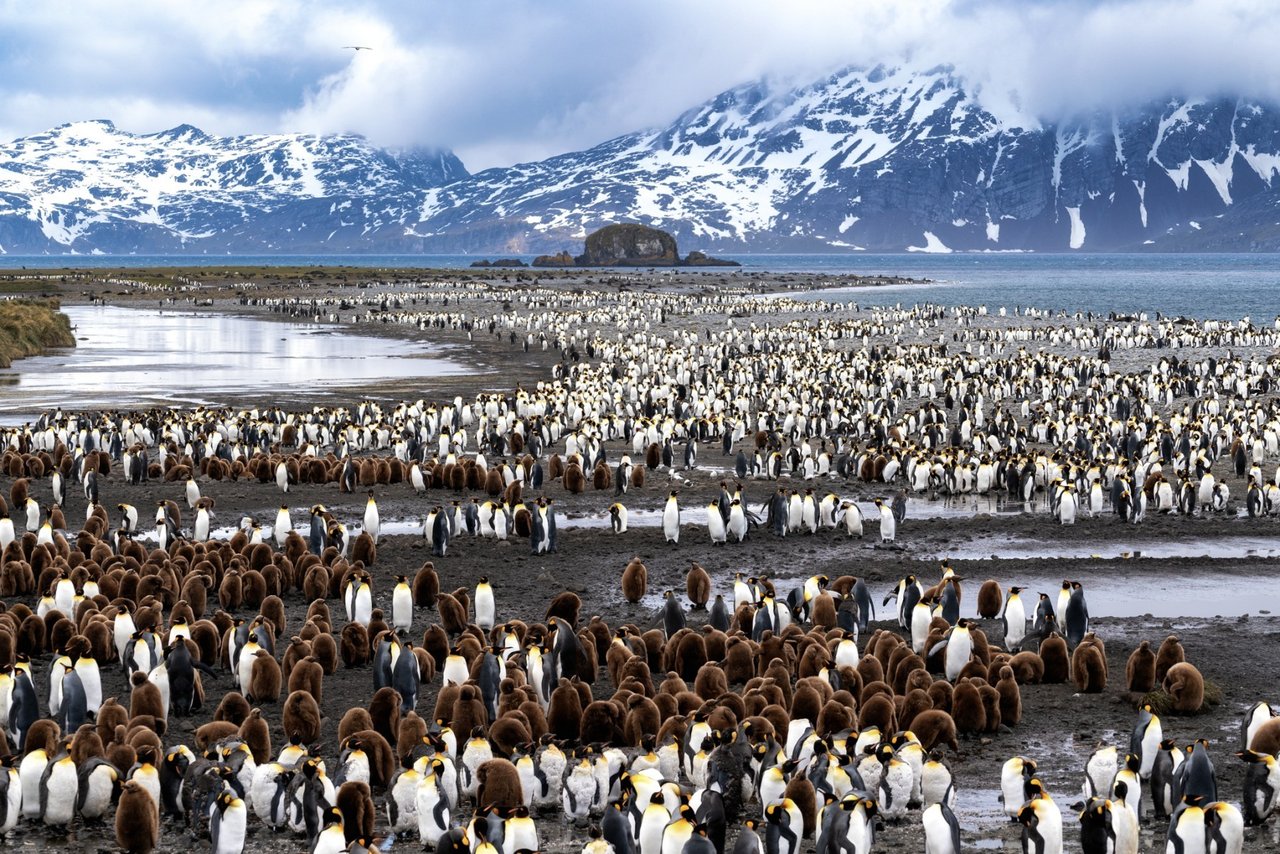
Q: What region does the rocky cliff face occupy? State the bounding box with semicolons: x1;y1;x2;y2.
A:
4;66;1280;253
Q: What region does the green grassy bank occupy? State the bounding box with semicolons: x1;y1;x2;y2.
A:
0;299;76;368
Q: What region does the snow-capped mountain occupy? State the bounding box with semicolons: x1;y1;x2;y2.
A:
0;120;466;253
414;65;1280;253
5;65;1280;254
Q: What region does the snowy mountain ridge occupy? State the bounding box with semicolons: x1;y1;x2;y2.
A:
4;65;1280;253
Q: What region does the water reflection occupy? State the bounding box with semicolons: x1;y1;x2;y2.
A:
0;305;467;422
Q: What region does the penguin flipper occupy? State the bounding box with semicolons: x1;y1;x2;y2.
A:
927;638;950;657
210;804;221;852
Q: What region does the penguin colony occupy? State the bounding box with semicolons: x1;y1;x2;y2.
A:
0;283;1278;854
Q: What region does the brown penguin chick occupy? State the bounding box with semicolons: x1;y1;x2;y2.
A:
721;637;755;685
339;708;375;743
1154;635;1185;684
545;591;581;627
288;656;325;705
351;532;376;566
127;724;165;754
1077;633;1107;677
897;689;933;731
1008;651;1045;684
547;679;584;740
580;700;619;744
674;632;708;682
1250;717;1280;754
432;683;460;727
195;721;239;751
436;593;468;637
336;780;375;843
686;562;711;611
396;712;429;759
976;579;1003;619
476;758;524;811
909;709;959;752
969;626;992;666
115;778;159;853
260;595;286;639
238;708;272;763
1163;662;1205;713
1071;642;1107;694
247;649;282;703
341;622;371;667
700;625;728;662
790;683;824;725
621;559;647;604
1039;633;1070;684
350;730;395;790
904;668;933;696
368;686;403;746
926;681;957;717
623;694;661;747
995;666;1022;726
8;478;28;510
694;662;728;701
128;671;165;720
817;698;854;737
421;624;450;670
281;689;322;745
1125;640;1157;694
563;463;586;494
488;717;531;757
71;723;105;764
213;691;252;725
890;653;925;695
413;562;440;609
311;632;339;674
857;692;897;734
810;593;837;631
977;681;1002;733
96;697;129;743
279;637;308;686
951;679;986;734
957;660;989;683
17;614;45;656
106;733;136;775
451;685;487;738
218;571;243;612
856;654;885;688
783;772;818;837
630;465;645;488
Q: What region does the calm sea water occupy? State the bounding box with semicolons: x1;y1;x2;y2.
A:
3;253;1279;319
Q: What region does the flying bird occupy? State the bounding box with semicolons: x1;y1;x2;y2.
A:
343;45;373;51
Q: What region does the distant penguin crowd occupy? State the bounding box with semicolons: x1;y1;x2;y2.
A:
0;285;1278;853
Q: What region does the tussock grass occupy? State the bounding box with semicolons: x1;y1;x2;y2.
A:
1138;679;1223;716
0;299;75;368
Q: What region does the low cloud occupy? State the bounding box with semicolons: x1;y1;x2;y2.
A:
2;1;1279;170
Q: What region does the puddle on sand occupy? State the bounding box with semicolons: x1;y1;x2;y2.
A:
955;787;1015;850
0;305;467;423
881;569;1280;620
923;534;1280;561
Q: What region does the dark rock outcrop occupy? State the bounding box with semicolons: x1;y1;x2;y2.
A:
469;258;528;268
575;224;679;266
530;251;576;268
532;224;739;267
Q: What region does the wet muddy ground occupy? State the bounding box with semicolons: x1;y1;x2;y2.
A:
1;269;1278;852
7;451;1280;853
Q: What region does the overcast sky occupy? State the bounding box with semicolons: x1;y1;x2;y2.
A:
2;0;1278;172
